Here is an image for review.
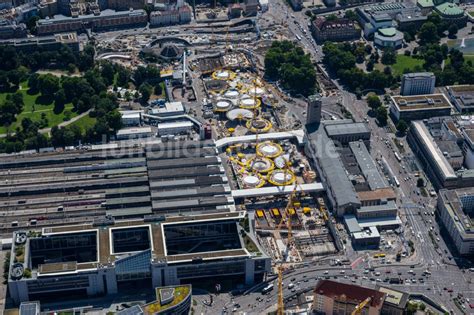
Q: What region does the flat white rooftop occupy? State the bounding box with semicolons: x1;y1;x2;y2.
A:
231;182;323;199
215;129;305;149
412;121;456;180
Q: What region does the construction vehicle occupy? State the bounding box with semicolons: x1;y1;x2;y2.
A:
351;297;371;315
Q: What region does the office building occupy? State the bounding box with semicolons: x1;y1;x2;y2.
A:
395;7;427;29
312;280;386;314
36;9;147;35
157;121;193;136
434;2;467;27
311;17;360;43
389;93;452;122
446;85;474;113
437;187;474;255
400;72;436;96
407;120;474;189
107;0;144;11
116;126;153;140
243;0;258;16
462;128;474;169
349;141;388;190
376;286;410;315
0;20;26;39
8;212;270;305
357;188;396;206
374;27;404;49
306;121;361;217
288;0;302;11
120;110;143;126
324;121;371;145
0;32;80;51
149;4;191;26
306;95;322;125
150;101;185;117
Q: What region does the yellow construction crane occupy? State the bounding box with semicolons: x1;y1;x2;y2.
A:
351;297;371;315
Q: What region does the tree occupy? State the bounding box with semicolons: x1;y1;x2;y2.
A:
154;82;163;96
367;94;382;110
396;119;408;134
100;62;115;86
106;110;123;134
139;83;152;103
38;74;60;97
417;178;424;187
418;22;439;44
448;24;458;38
344;10;357;21
54;89;66;113
376;106;388;125
28;73;40;92
381;48;396;65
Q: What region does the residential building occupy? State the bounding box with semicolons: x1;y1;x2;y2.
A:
311;17;360;43
312;280;386;314
7;212;270;305
400;72;436;96
437;187;474;255
374;27;404;49
389;93;452;122
446;85;474;113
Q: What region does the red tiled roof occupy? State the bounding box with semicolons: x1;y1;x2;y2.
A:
314;280;386;308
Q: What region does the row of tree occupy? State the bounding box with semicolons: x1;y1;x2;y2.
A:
264;41;317;97
322;42;397;92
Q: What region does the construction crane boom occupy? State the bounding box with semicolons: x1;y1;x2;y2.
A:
351;297;371;315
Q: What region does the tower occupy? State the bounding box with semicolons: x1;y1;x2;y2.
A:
306;94;322;125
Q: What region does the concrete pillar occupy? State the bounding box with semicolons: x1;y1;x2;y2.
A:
244;259;255;286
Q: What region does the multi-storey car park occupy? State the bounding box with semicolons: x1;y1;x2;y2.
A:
8;211;270;304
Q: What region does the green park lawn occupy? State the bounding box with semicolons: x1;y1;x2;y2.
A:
69;113;97;133
377;55;424;76
0;82;78;134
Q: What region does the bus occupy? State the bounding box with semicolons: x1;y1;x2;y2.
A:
262;283;274;294
296;34;302;41
393;177;400;187
394;152;402;162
